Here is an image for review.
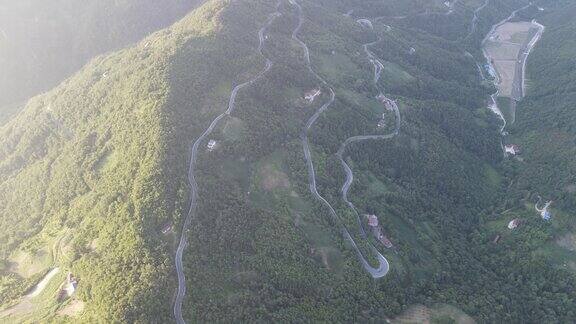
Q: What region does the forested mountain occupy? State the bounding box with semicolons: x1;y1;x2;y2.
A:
0;0;575;322
0;0;205;124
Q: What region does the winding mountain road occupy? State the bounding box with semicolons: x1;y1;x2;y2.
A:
290;0;390;278
337;28;401;240
465;0;490;40
518;20;545;100
173;4;281;323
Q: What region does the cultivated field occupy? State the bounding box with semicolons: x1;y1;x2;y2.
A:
485;22;536;97
392;304;476;324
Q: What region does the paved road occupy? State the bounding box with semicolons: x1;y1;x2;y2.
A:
172;4;281;323
336;30;401;242
535;195;552;212
512;20;545;101
291;0;389;278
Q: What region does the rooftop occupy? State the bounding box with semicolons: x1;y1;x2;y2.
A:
508;218;520;229
367;214;378;227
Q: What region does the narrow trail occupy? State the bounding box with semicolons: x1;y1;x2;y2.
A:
28;268;60;298
173;3;282;323
464;0;490;40
290;0;389;278
0;267;61;319
336;22;401;243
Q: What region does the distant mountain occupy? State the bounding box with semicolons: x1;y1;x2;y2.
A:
1;0;576;322
0;0;204;123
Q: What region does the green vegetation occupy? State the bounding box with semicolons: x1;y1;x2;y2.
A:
0;0;233;321
1;0;576;322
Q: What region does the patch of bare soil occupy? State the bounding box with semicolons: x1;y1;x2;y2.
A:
393;305;431;324
392;304;475;324
310;247;331;270
57;299;84;317
556;233;576;251
260;164;290;191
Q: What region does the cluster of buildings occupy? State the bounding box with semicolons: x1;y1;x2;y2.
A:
366;214;393;248
376;94;397;111
495;198;554;243
374;96;398;128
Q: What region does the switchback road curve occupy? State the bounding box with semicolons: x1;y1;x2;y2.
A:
290;0;390;278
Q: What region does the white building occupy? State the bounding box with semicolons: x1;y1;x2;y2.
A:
207;140;217;151
304;89;321;103
505;144;520;155
508;219;520;229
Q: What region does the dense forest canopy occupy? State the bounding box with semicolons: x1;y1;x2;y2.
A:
0;0;575;322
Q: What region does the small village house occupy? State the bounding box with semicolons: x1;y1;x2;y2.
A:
366;214;378;227
207;139;217;151
542;209;551;220
304;88;321;103
508;218;520;230
505;144;520;155
365;214;394;248
161;222;173;235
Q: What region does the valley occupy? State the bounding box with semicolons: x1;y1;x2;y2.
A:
0;0;576;322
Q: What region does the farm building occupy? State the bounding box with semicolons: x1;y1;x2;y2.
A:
505;144;520;155
508;218;520;229
366;214;378;227
161;223;173;235
378;233;393;248
207;139;217;151
304;89;321;102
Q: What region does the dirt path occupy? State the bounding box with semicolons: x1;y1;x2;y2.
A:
0;267;60;319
